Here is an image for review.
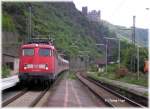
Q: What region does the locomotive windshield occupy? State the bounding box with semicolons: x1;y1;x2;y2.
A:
39;48;52;56
22;48;34;56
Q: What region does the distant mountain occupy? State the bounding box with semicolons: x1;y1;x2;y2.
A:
102;21;148;47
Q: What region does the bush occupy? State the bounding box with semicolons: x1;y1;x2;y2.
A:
2;12;16;32
2;65;11;78
120;41;148;73
107;64;118;73
89;64;98;72
115;66;128;78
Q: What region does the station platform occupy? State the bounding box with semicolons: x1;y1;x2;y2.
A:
2;75;19;90
45;73;103;107
96;76;148;97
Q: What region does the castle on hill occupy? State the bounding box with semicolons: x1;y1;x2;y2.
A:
82;6;101;22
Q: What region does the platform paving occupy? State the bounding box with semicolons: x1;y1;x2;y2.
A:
2;75;19;90
46;73;106;107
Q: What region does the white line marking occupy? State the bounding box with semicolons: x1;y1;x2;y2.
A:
70;81;82;107
64;80;68;107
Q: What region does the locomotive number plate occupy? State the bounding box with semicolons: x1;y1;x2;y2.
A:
33;64;39;68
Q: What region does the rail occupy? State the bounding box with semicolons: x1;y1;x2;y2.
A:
2;72;65;107
87;75;148;106
76;72;145;107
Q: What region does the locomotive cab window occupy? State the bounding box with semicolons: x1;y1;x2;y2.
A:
39;48;52;56
22;48;34;56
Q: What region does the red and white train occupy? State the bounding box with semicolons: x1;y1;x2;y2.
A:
18;39;69;84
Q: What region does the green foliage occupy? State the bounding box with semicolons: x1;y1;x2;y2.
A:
2;65;11;78
138;48;148;72
118;73;148;87
88;69;148;87
2;2;105;60
89;64;98;72
120;40;148;72
67;71;76;80
107;64;118;73
2;12;16;32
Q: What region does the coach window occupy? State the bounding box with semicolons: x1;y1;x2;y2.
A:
39;48;51;56
23;48;34;56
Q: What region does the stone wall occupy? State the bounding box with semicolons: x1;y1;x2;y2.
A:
2;31;21;57
2;31;20;74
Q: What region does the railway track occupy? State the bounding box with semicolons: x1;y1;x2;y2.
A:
2;72;65;107
87;75;148;107
2;88;28;107
76;72;145;107
2;85;50;107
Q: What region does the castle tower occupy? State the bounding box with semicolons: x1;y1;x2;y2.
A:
82;6;88;16
87;10;101;22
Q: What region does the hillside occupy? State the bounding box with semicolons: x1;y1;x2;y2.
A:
102;21;148;47
2;2;148;76
2;2;117;60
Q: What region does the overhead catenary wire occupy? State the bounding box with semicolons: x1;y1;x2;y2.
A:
109;0;127;18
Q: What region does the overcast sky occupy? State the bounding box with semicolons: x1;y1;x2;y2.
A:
73;0;150;29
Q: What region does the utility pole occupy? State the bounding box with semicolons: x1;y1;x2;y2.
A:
29;6;32;40
106;40;108;73
118;39;120;68
137;46;139;80
132;16;136;45
132;16;136;72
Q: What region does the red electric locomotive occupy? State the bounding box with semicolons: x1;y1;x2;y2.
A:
19;38;69;84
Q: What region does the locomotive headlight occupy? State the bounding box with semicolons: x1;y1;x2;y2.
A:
38;64;48;70
24;66;27;70
24;64;27;69
45;64;48;70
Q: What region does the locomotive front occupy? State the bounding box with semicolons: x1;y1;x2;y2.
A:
19;43;55;83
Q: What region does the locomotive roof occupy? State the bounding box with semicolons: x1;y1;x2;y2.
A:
21;43;55;50
27;38;53;44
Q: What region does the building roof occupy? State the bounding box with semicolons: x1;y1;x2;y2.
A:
3;53;18;58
